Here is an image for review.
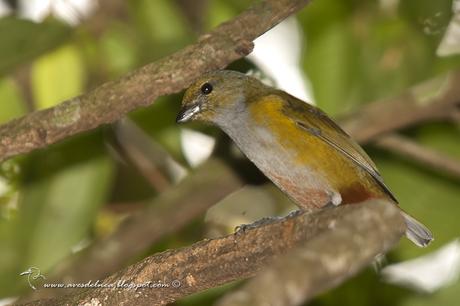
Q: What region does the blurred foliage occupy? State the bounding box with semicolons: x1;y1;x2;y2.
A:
0;0;459;305
300;0;457;115
0;77;25;124
32;44;85;108
0;16;70;77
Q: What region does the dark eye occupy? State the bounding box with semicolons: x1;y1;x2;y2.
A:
200;83;213;95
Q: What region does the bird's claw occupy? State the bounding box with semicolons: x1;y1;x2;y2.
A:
286;209;303;218
234;216;283;235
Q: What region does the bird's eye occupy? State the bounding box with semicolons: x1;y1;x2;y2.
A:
200;83;213;95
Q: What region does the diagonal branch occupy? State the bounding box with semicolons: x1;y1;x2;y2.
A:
0;0;312;162
339;71;460;142
375;133;460;180
21;70;460;302
21;200;405;306
20;158;243;303
216;201;404;306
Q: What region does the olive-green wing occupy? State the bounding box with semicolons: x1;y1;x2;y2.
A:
277;91;398;203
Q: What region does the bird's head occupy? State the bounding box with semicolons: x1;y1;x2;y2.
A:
176;70;267;125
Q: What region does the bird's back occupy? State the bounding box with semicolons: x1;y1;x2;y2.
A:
237;93;393;208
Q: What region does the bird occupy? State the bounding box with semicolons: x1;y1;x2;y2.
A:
176;70;433;247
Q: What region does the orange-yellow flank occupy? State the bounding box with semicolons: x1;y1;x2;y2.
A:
177;70;433;247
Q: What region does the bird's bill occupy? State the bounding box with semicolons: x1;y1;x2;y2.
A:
176;104;200;123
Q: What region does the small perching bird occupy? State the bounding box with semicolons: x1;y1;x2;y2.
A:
177;70;433;247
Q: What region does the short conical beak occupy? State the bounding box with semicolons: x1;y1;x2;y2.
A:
176;104;200;123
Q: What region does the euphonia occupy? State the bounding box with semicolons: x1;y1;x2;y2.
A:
176;70;433;247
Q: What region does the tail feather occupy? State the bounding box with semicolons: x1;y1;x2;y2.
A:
401;211;433;247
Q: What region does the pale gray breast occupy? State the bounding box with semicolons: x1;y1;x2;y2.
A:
219;115;342;208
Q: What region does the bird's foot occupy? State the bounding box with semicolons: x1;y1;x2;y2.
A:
234;216;283;235
286;209;304;218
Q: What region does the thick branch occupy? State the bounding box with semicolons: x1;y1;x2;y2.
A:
0;0;312;162
21;158;242;302
23;70;460;301
216;201;404;306
23;200;405;306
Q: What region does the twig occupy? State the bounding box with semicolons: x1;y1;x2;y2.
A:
339;71;460;143
0;0;313;162
13;65;35;112
21;200;405;306
375;133;460;180
19;158;242;303
111;118;180;191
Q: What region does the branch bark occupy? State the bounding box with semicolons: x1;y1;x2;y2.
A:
22;200;405;306
216;201;404;306
375;133;460;180
337;71;460;178
20;158;243;303
4;0;456;304
22;70;460;302
0;0;312;162
339;71;460;142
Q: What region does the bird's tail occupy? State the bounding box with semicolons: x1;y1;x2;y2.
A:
400;210;433;247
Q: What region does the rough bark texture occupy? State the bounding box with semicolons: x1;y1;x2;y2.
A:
22;158;243;302
20;71;460;301
216;201;404;306
21;200;405;306
4;0;453;304
0;0;312;162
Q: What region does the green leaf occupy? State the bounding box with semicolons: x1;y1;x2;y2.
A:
304;22;355;115
0;77;26;124
20;155;114;272
0;143;114;296
132;0;189;42
206;0;237;29
372;142;460;260
31;44;85;109
100;25;137;76
0;17;70;76
416;123;460;158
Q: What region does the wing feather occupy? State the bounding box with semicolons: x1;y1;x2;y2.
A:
276;91;398;203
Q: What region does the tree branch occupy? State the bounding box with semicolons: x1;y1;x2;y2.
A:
5;1;456;304
0;0;312;162
20;158;243;303
22;70;460;301
375;133;460;180
339;71;460;143
216;201;404;306
22;200;405;306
